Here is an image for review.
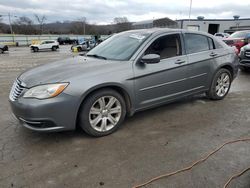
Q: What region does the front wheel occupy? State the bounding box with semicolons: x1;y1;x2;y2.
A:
79;89;126;137
240;66;250;72
206;68;232;100
33;47;38;52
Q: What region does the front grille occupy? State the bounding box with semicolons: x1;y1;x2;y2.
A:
245;50;250;58
9;79;26;101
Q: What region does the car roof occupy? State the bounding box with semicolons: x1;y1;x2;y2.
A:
41;40;56;42
234;30;250;33
122;28;213;37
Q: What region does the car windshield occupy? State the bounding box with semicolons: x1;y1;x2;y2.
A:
230;31;249;38
86;32;151;61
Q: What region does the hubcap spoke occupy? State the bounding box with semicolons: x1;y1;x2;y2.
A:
216;85;220;91
107;114;117;125
98;97;106;110
223;75;229;82
90;114;102;127
90;107;101;115
106;97;116;109
100;117;108;131
109;106;121;114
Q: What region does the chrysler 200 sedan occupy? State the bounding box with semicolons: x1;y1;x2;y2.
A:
9;28;239;137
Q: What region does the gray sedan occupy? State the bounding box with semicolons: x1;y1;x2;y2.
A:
9;28;239;137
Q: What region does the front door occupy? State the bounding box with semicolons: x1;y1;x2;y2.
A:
133;33;189;110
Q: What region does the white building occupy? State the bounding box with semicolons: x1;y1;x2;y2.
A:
177;18;250;34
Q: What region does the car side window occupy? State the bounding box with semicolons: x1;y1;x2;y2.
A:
208;37;215;50
185;33;210;54
144;34;182;60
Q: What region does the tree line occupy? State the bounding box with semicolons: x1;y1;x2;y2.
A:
0;15;132;35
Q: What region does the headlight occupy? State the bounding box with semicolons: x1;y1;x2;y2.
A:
23;83;69;99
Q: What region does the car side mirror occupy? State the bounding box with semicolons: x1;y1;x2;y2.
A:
141;54;160;64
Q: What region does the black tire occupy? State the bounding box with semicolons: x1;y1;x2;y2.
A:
77;47;82;52
52;46;57;51
206;68;232;100
33;47;38;52
240;66;250;72
79;89;126;137
0;49;3;54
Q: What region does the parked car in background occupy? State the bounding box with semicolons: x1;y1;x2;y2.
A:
71;40;96;52
30;40;59;52
9;28;239;137
0;44;8;53
57;37;77;45
223;30;250;54
239;44;250;71
214;33;230;39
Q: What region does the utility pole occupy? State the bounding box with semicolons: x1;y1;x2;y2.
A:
188;0;192;23
82;17;86;35
8;13;13;36
0;13;17;42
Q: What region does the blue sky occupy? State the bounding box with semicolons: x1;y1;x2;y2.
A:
0;0;249;24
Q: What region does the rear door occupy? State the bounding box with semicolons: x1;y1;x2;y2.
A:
184;33;216;91
133;33;189;109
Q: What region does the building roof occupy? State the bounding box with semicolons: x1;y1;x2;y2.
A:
132;19;153;26
132;17;176;26
177;18;250;22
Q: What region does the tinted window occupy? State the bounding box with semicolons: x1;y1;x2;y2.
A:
185;34;210;54
144;34;182;59
208;38;214;50
215;34;223;37
230;31;250;38
87;32;151;61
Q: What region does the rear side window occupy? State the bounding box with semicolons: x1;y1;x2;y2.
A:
185;33;210;54
208;37;214;50
215;34;223;37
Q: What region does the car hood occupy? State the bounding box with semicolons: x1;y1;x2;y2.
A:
241;44;250;50
18;56;125;88
223;37;244;41
30;44;40;47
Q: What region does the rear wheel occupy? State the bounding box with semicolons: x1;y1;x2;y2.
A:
206;68;232;100
77;47;81;52
0;49;3;53
79;89;126;137
33;47;38;52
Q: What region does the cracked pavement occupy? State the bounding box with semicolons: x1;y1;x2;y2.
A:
0;46;250;188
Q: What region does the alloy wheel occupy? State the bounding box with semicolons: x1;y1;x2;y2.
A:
216;72;230;97
89;96;122;132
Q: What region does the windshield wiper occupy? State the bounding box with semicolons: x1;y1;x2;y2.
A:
86;54;107;60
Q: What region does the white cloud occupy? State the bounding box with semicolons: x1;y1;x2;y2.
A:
0;0;249;24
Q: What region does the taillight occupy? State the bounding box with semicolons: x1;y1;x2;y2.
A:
233;39;246;54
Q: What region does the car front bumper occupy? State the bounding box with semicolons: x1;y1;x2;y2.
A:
9;93;79;132
239;59;250;68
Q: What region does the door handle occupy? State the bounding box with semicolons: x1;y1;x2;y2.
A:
210;52;218;57
175;59;186;64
